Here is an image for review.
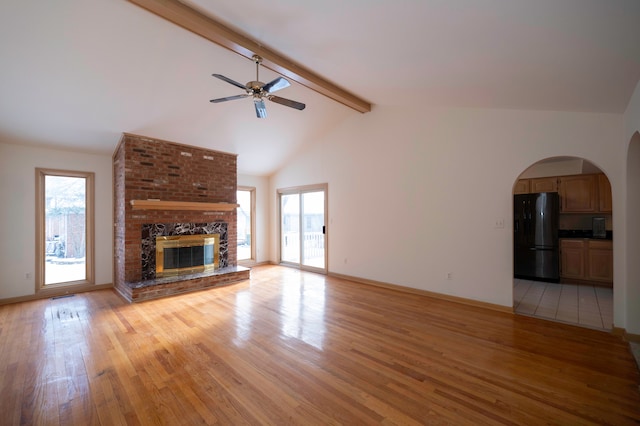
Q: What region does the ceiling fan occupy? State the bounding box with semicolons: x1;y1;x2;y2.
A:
210;55;306;118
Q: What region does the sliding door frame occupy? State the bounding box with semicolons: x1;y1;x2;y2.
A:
277;183;328;274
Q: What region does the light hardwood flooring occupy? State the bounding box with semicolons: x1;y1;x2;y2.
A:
1;265;639;425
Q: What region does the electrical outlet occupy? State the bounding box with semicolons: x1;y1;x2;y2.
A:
446;272;452;280
25;272;32;279
494;218;505;228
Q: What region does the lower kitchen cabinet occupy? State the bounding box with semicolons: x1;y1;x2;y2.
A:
560;238;613;286
560;239;586;280
587;240;613;284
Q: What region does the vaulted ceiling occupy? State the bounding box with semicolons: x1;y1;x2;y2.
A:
1;0;639;175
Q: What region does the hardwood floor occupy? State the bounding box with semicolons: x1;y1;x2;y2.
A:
1;265;639;425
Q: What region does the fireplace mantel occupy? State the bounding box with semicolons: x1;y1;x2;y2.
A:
130;199;239;211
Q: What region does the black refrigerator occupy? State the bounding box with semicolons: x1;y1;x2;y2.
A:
514;192;559;281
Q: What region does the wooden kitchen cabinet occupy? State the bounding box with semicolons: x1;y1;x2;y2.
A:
530;177;558;193
516;173;611;213
559;174;597;213
560;238;613;287
513;177;558;194
587;240;613;284
514;179;530;194
598;173;612;213
560;239;586;280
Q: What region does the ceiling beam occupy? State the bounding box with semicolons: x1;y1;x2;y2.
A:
127;0;371;113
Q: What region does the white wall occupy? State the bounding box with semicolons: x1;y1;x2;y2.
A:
625;81;640;143
237;174;270;264
1;99;633;330
519;158;602;178
623;80;640;334
0;142;113;299
269;105;625;314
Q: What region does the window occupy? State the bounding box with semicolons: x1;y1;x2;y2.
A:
237;187;255;261
36;169;94;290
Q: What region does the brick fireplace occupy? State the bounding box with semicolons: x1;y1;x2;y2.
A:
113;133;249;302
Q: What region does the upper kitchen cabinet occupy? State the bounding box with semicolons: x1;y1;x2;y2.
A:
598;174;612;213
513;177;557;194
515;173;611;213
514;179;530;194
530;177;558;193
559;174;597;213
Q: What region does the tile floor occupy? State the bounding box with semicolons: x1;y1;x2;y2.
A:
513;279;613;331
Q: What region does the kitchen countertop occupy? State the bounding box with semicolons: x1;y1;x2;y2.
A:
558;229;613;240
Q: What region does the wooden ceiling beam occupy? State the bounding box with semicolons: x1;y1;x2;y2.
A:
127;0;371;113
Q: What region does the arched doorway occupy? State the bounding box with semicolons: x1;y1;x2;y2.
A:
626;132;640;335
512;156;614;331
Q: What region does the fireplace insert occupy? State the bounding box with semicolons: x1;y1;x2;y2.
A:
155;234;219;277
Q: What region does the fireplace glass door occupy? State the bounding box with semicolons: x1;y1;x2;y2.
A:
155;234;219;277
279;185;326;272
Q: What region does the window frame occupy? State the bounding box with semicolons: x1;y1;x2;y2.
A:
35;168;95;292
237;186;256;264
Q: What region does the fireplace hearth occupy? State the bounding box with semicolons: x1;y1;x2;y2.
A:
118;221;249;302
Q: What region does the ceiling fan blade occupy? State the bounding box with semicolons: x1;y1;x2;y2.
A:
268;95;306;110
262;77;290;94
212;74;247;90
210;94;249;103
254;98;267;118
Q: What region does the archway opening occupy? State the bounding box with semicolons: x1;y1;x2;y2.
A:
626;132;640;335
512;156;613;331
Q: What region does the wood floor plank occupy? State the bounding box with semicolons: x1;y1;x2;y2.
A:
0;265;639;425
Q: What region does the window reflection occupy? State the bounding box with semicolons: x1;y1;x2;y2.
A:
234;291;252;345
280;276;326;349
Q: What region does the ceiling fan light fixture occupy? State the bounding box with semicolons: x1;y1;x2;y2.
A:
210;55;306;118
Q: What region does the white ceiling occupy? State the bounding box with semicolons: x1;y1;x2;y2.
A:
1;0;639;175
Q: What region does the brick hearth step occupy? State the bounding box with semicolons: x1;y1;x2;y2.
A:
116;266;250;303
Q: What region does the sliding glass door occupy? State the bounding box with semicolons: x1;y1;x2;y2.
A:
279;185;327;272
281;193;300;264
